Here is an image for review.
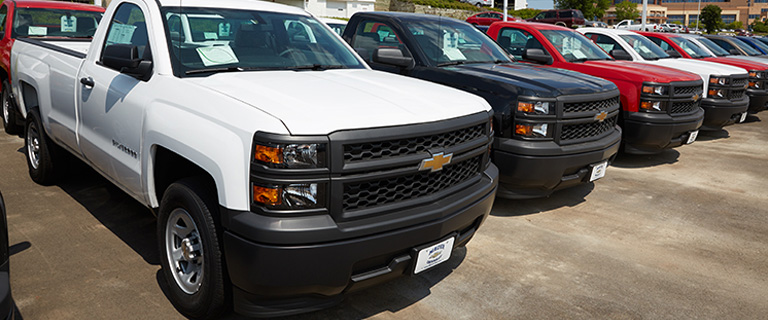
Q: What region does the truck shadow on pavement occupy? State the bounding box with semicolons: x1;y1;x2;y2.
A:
696;129;730;141
609;149;680;169
490;182;594;217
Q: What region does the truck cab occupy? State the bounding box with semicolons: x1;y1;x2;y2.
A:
579;28;750;130
487;21;705;155
343;12;623;198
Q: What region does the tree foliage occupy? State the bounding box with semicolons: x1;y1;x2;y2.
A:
701;5;723;34
614;1;639;22
752;20;768;33
554;0;611;19
510;8;541;19
725;21;743;30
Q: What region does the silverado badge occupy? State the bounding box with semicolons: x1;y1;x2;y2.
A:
419;152;453;172
692;93;700;101
594;111;608;123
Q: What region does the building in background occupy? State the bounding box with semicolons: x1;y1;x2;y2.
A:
604;0;667;25
272;0;374;18
515;0;527;10
603;0;768;28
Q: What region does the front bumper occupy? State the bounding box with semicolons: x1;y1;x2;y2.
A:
493;127;621;199
746;88;768;113
221;165;498;318
700;96;749;130
622;108;704;154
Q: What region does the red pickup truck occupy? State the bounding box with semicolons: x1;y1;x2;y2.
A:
0;0;104;134
488;22;705;154
639;31;768;114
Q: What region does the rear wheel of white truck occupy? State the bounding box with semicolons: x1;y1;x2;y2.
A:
25;109;56;185
158;178;226;319
2;80;21;135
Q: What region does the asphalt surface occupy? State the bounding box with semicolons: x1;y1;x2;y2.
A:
1;114;767;319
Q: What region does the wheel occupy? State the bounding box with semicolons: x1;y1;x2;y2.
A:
158;178;226;319
2;80;21;135
475;3;481;7
555;22;566;27
25;109;57;185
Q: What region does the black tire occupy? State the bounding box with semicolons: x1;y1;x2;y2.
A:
2;80;21;135
25;109;57;185
158;178;226;319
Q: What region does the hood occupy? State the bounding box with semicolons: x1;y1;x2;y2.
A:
637;58;748;79
702;57;768;71
727;55;768;64
187;69;491;135
446;63;616;97
581;60;701;83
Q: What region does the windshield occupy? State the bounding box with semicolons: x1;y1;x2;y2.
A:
403;19;511;66
13;8;103;38
619;34;669;60
540;30;612;62
743;38;768;53
161;7;364;76
696;37;729;56
670;37;712;58
730;38;762;56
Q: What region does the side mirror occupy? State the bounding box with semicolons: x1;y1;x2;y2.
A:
103;44;152;80
729;48;740;55
373;48;413;68
610;49;632;60
666;49;681;58
522;48;552;65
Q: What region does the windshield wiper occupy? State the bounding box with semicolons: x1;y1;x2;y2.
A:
437;61;466;67
290;64;346;71
186;66;244;75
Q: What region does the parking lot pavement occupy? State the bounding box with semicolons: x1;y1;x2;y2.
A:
1;114;767;319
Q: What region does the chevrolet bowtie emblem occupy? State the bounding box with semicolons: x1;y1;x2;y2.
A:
594;110;608;123
692;93;700;101
419;152;453;172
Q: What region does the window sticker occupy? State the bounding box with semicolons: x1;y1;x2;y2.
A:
61;15;77;32
28;26;47;36
196;45;239;66
203;32;218;40
218;22;231;37
572;49;587;59
106;24;136;45
443;32;466;60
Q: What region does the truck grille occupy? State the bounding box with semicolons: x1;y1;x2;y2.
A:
343;156;481;211
674;85;702;96
732;78;747;87
344;124;485;163
671;100;701;114
560;115;618;141
563;96;619;113
729;89;745;100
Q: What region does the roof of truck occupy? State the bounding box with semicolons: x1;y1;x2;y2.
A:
156;0;309;15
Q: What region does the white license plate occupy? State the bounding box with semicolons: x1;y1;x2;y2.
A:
589;161;608;182
413;236;455;274
739;112;748;123
686;130;699;144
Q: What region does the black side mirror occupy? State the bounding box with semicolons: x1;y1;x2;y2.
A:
666;49;681;58
103;44;152;80
522;48;552;65
610;49;632;60
729;48;740;55
373;48;413;68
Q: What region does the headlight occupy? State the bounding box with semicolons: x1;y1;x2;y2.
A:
517;101;550;114
640;100;665;112
252;183;323;209
749;81;760;89
707;89;725;98
709;76;728;86
253;143;325;168
641;85;667;95
749;70;763;78
515;123;550;138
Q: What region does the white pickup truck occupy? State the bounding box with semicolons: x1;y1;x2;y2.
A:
10;0;498;318
614;19;660;32
580;28;750;130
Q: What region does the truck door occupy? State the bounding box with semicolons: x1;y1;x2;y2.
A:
77;2;152;200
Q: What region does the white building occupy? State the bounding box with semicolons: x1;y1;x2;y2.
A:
515;0;527;11
272;0;375;19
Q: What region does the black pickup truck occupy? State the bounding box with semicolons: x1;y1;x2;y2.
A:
343;12;622;198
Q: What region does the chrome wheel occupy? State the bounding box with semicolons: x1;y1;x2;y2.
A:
165;208;204;294
1;93;9;125
26;121;40;170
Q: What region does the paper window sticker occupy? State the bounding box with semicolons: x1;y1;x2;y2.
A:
196;46;239;66
572;50;587;59
204;32;218;40
61;15;77;32
28;26;47;36
442;32;466;61
106;24;136;45
218;23;231;37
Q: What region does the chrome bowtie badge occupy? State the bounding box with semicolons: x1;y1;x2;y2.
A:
692;93;700;101
594;110;608;123
419;152;453;172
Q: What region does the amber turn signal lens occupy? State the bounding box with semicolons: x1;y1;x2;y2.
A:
515;124;532;136
253;185;281;206
642;86;653;94
517;102;534;113
254;145;283;164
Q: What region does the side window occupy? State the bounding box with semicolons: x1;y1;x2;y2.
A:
491;13;502;19
498;28;530;59
650;37;671;51
710;39;734;52
0;5;6;37
587;33;621;53
167;14;184;42
102;3;150;65
560;11;573;18
544;11;556;19
533;13;545;20
351;21;409;62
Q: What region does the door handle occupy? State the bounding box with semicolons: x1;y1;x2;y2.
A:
80;77;94;88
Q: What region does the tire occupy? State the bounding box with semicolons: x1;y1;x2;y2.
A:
25;109;57;185
158;178;226;319
555;22;566;27
2;80;21;135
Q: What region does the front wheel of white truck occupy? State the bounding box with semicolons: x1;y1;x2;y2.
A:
158;178;227;319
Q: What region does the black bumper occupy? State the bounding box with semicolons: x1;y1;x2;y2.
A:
622;108;704;154
700;97;749;130
493;127;621;199
221;165;498;318
746;88;768;113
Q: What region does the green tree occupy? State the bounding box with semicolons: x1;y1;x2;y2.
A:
701;4;723;34
752;20;768;33
614;1;639;22
725;21;743;30
554;0;611;20
510;8;541;19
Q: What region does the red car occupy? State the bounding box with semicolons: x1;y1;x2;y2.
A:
0;0;105;134
466;11;504;26
640;31;768;113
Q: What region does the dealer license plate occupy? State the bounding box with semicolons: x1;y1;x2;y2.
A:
413;236;455;274
589;161;608;182
739;112;748;123
686;130;699;145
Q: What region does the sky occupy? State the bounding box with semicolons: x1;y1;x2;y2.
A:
527;0;554;9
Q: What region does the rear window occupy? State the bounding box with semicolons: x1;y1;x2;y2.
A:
13;7;103;38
